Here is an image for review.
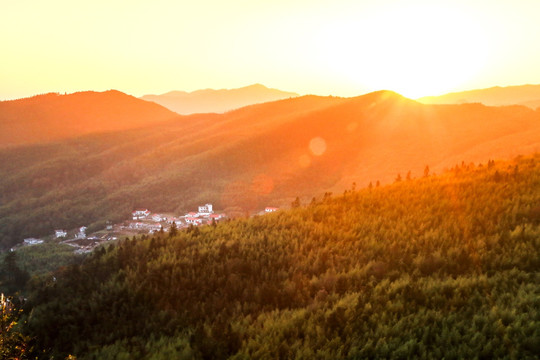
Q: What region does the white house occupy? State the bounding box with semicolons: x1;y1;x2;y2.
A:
184;211;199;218
77;226;87;239
24;238;44;245
197;204;213;216
209;213;224;221
132;209;151;220
185;217;203;225
129;222;144;229
55;230;67;238
148;224;162;234
152;214;164;222
167;217;179;224
265;207;279;213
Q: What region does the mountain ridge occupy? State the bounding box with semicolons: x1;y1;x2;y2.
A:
0;90;179;148
141;84;299;114
418;84;540;108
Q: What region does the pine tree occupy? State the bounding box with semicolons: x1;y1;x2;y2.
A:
169;222;178;237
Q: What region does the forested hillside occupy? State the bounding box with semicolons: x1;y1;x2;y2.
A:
0;90;178;147
20;154;540;359
2;91;540;249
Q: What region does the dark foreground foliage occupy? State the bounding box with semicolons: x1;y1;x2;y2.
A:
1;295;34;359
22;155;540;359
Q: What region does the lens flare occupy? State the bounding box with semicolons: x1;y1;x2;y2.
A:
309;137;327;156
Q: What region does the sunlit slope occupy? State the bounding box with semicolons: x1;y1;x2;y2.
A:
331;97;540;190
0;95;348;248
141;84;299;114
1;91;540;248
418;84;540;108
24;155;540;359
0;91;178;147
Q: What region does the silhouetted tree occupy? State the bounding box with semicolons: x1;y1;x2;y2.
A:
169;222;178;237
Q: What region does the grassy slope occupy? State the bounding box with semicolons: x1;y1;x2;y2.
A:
0;242;83;284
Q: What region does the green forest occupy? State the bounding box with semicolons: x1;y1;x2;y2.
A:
2;154;540;359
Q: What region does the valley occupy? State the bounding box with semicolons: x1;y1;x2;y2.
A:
1;90;540;250
1;85;539;359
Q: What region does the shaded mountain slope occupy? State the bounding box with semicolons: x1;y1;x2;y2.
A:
1;92;540;248
0;90;179;147
141;84;298;114
418;84;540;109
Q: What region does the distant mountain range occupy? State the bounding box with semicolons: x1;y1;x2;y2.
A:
140;84;298;114
4;84;537;150
1;89;540;248
0;90;177;147
418;84;540;108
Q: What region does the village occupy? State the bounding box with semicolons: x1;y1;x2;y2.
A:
14;204;279;254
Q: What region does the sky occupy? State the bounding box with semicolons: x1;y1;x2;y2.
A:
2;0;540;100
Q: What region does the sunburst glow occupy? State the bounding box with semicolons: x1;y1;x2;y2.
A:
0;0;539;99
316;3;491;98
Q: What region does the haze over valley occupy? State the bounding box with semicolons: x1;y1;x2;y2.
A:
140;83;298;114
418;84;540;108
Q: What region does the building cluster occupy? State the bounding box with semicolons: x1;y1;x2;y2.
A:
55;229;67;238
128;222;162;233
184;203;225;225
15;203;278;254
132;209;151;220
23;238;44;246
128;203;225;231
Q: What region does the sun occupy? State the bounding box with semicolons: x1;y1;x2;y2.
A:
316;2;490;98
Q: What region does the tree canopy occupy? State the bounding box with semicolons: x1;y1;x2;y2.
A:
16;154;540;359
